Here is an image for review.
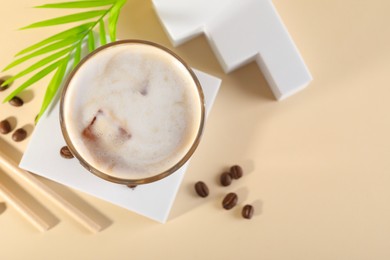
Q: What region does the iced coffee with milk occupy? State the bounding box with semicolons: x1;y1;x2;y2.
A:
60;40;205;184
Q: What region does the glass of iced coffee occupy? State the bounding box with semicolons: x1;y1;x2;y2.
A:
60;40;205;185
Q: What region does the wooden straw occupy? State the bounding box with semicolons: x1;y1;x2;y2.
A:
0;150;105;233
0;171;58;232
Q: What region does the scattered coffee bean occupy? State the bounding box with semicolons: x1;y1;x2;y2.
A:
222;192;238;210
220;172;232;186
9;96;24;107
0;79;9;91
60;146;74;159
127;184;137;189
0;119;11;134
242;204;254;219
194;181;209;198
12;128;27;142
230;165;243;179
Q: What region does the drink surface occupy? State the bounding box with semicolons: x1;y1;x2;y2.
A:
62;43;202;179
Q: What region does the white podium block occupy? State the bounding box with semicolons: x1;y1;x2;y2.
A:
153;0;312;100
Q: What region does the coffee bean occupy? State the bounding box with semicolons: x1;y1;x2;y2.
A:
12;128;27;142
60;146;74;159
220;172;232;186
222;192;238;210
194;181;209;198
9;96;24;107
0;119;11;134
127;184;137;189
230;165;243;179
0;79;9;91
242;204;254;219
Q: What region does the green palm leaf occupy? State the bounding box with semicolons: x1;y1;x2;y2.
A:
99;20;107;45
15;23;93;56
73;41;82;69
37;57;69;122
36;0;117;9
3;0;127;121
3;60;63;102
109;0;126;41
88;31;95;52
21;10;106;29
4;36;81;71
2;47;73;87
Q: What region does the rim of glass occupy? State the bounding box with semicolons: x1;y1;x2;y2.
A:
59;39;205;185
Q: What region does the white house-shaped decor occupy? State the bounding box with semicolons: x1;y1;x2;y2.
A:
153;0;312;100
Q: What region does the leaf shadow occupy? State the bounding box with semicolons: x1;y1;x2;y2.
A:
18;89;34;104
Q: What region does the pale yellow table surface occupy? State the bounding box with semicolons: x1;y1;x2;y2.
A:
1;0;390;259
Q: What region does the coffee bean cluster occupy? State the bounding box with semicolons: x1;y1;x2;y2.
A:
0;77;30;142
194;164;254;220
0;118;28;142
220;165;243;186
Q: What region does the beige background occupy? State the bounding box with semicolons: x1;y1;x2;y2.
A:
1;0;390;259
